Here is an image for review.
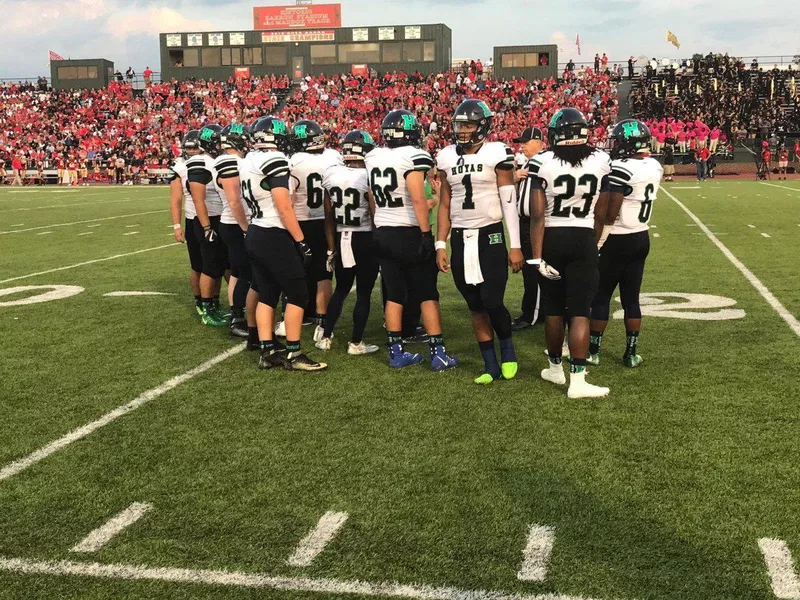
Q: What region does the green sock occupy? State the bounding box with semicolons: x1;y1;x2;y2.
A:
625;330;639;358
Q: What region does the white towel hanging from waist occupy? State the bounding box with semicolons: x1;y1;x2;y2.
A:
463;229;484;285
340;231;356;268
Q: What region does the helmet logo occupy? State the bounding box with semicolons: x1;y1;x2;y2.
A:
478;101;492;117
200;129;214;142
362;132;375;144
549;111;563;128
273;120;287;135
622;122;641;137
230;124;244;135
401;114;416;130
294;124;308;139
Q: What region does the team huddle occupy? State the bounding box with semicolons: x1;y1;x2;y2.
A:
167;101;661;398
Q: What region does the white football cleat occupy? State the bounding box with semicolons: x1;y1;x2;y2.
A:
567;371;610;399
274;321;286;338
348;341;379;355
315;337;332;351
540;363;566;386
313;325;325;342
542;341;570;358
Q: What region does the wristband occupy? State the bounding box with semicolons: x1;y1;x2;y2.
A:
173;223;181;230
526;258;542;265
434;241;447;251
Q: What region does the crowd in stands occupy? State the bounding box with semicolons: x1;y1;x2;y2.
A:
630;53;800;151
1;67;617;183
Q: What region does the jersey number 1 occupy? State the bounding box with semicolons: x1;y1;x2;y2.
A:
461;174;475;210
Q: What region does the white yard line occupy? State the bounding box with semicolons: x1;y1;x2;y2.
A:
0;210;166;235
748;224;756;228
517;524;555;582
0;197;160;213
0;243;179;285
78;232;94;236
0;556;603;600
123;232;140;236
759;538;800;599
71;503;153;553
35;231;53;236
287;511;349;568
103;291;177;297
761;233;772;238
761;182;800;193
662;188;800;337
125;224;139;228
652;233;660;238
0;344;245;483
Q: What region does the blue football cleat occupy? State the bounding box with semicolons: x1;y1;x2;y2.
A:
389;344;424;369
430;347;459;372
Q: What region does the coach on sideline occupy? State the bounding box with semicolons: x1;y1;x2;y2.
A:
511;127;545;330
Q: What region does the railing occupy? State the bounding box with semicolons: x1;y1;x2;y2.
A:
0;72;162;90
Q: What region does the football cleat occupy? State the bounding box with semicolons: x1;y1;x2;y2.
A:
246;338;261;351
430;347;459;373
389;345;424;369
195;305;204;317
285;352;328;372
474;372;499;385
402;333;428;344
501;362;518;380
541;363;567;386
624;354;644;368
229;320;249;339
259;349;289;370
313;325;325;343
348;341;380;355
587;353;601;366
511;317;532;331
567;372;610;399
315;337;332;351
201;306;228;327
302;318;314;326
274;321;286;337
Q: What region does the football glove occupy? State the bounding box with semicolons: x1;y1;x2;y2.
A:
418;230;434;260
527;258;561;280
203;225;217;243
326;250;336;273
295;240;313;269
597;225;612;250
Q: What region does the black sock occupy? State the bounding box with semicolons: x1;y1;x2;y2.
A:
625;330;639;358
388;331;403;347
286;340;301;357
570;357;587;373
589;330;604;355
428;334;444;354
260;340;275;352
201;298;214;312
213;295;221;309
231;308;245;321
548;353;563;365
248;327;259;344
194;295;202;307
315;312;327;329
478;339;500;377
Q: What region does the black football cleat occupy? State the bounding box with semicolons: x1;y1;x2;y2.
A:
258;349;291;370
511;316;533;331
285;353;327;372
229;319;249;339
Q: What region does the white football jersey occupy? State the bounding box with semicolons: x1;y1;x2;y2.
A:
609;157;663;234
185;153;224;217
364;146;435;228
169;157;195;220
528;149;612;229
436;142;515;229
289;149;344;221
238;150;291;229
212;153;250;226
322;165;372;232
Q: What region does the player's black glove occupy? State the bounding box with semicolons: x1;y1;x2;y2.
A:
295;240;313;270
418;230;434;260
203;224;217;243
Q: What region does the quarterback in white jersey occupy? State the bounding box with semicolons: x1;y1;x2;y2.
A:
168;131;203;312
315;129;381;355
590;119;663;370
435;99;524;384
242;116;327;372
288;120;344;343
364;109;458;372
528;107;611;399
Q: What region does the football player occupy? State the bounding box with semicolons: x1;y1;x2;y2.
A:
364;109;458;371
288;120;344;343
168;130;203;315
317;130;381;355
214;124;259;342
589;119;662;368
187;124;229;326
435;100;524;384
526;108;611;398
240;116;326;372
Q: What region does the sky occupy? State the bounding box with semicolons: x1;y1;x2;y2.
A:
0;0;797;79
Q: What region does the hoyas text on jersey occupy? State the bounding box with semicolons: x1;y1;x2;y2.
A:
451;163;484;176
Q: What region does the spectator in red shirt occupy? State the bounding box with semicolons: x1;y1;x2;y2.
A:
697;146;711;181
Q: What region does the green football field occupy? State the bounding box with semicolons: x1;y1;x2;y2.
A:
1;181;799;600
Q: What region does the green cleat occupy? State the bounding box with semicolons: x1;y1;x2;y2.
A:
624;354;643;368
195;305;204;316
474;373;498;385
200;306;229;327
501;361;518;380
587;353;600;366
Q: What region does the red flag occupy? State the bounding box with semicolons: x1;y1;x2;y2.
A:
575;34;581;56
49;50;64;61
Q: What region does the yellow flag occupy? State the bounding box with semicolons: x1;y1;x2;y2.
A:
666;30;680;49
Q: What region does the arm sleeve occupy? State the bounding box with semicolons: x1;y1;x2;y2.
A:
187;162;212;185
499;185;521;248
265;173;290;191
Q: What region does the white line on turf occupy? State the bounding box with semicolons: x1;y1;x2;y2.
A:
672;186;701;189
761;182;800;193
0;344;245;483
758;538;800;599
78;232;94;236
87;224;102;228
0;243;179;285
748;224;756;228
0;556;602;600
35;231;53;235
71;503;153;553
103;291;176;297
0;198;158;213
125;224;139;228
0;210;166;235
123;232;140;236
287;511;349;568
761;233;772;238
662;188;800;337
653;233;660;238
517;524;555;582
10;224;24;227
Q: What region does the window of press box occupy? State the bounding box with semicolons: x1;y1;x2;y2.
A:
201;48;221;67
183;49;199;67
264;46;287;66
168;50;184;67
382;42;402;63
338;43;380;64
310;44;337;65
403;41;422;62
424;41;435;61
243;47;262;65
58;66;77;79
222;48;242;66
